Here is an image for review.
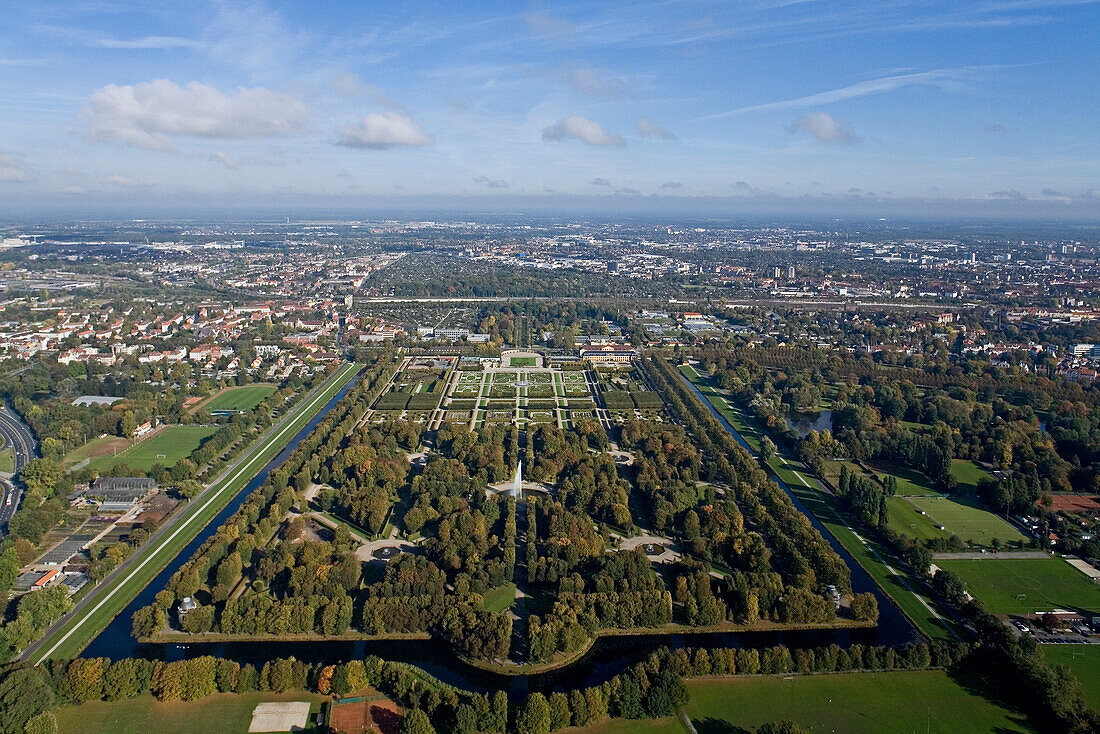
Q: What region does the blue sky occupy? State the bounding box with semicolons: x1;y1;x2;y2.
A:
1;0;1098;217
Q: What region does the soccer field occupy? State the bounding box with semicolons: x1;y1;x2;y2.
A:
201;384;277;412
907;495;1026;545
937;558;1100;615
1042;645;1100;709
87;426;218;472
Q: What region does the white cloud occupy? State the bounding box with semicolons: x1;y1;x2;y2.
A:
788;112;857;144
660;181;683;189
636;117;675;139
542;116;625;147
473;175;509;188
61;185;87;195
988;189;1027;201
590;177;612;187
0;152;30;183
104;175;154;187
336;112;433;149
83;79;312;151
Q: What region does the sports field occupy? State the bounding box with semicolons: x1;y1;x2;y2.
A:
55;692;326;734
1043;645;1100;709
886;496;949;540
86;426;219;472
907;495;1026;545
201;384;277;412
951;459;993;493
936;557;1100;615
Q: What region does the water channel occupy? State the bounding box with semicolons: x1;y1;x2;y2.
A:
76;368;921;697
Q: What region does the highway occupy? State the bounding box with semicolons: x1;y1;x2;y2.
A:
0;404;38;530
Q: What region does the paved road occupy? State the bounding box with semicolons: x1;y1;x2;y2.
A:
0;404;38;530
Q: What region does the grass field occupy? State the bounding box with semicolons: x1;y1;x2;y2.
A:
30;363;362;662
936;558;1100;615
951;459;993;493
867;461;939;496
482;582;517;613
0;447;13;473
907;496;1026;546
202;384;277;412
86;426;219;472
62;435;130;466
510;356;537;367
886;495;950;541
1042;645;1100;709
55;692;327;734
678;670;1036;734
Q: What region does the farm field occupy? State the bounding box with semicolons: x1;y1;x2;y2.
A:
201;384;277;412
906;496;1026;546
937;557;1100;615
1042;645;1100;709
86;426;219;472
54;692;327;734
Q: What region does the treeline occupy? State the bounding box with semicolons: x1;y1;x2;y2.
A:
0;636;960;734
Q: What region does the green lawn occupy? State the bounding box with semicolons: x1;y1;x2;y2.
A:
866;460;939;496
886;496;950;541
907;496;1026;546
936;558;1100;615
86;426;219;472
679;670;1036;734
1042;645;1100;709
31;364;362;662
510;357;537;367
55;692;327;734
482;582;517;613
203;384;278;412
951;459;993;494
0;447;13;473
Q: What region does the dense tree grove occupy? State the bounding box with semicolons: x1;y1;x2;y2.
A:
639;356;850;619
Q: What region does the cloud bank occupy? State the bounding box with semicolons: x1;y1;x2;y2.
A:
83;79;311;151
